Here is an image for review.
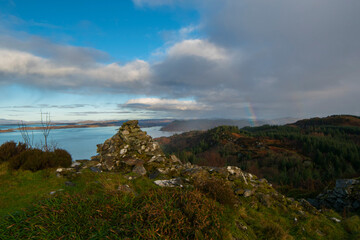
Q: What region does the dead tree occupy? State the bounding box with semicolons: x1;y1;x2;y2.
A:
41;112;52;152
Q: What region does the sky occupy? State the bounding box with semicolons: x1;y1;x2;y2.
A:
0;0;359;121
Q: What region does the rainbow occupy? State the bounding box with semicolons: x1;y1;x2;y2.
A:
246;102;257;126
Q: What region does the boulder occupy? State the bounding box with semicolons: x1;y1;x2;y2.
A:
154;178;183;187
308;178;360;213
132;165;147;176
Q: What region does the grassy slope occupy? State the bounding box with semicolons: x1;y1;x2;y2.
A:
1;163;360;239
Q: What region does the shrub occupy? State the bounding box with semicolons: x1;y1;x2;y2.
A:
52;149;72;167
0;141;26;163
194;177;237;207
8;148;72;171
8;149;43;170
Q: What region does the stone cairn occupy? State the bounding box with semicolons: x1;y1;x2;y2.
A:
91;120;181;176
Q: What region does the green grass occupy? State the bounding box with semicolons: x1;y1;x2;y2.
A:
0;162;66;217
1;186;227;239
1;162;360;239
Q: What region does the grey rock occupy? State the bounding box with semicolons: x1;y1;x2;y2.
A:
336;179;358;188
331;217;341;223
243;189;253;197
71;161;81;168
309;178;360;213
90;166;101;173
154;178;183;187
149;170;161;179
65;181;76;187
170;155;182;164
124;158;144;166
132;165;147;176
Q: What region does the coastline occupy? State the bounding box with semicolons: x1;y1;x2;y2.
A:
0;119;174;133
0;124;115;133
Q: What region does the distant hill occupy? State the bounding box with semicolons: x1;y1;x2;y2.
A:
160;118;300;132
292;115;360;127
266;117;300;125
160;119;267;132
0;119;22;125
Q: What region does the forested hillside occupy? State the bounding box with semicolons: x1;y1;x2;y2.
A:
157;115;360;197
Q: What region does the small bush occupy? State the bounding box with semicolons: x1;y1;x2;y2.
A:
52;149;72;167
8;148;72;172
0;141;26;163
8;149;43;170
194;177;237;206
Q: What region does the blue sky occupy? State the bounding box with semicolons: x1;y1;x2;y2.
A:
0;0;359;121
1;0;198;61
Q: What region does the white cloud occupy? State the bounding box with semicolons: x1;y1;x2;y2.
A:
0;49;150;88
124;98;208;111
0;49;77;77
86;60;150;85
167;39;228;61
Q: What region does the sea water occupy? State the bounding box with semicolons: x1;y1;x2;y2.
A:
0;125;176;160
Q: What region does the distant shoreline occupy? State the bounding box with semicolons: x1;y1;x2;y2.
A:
0;124;109;133
0;120;173;133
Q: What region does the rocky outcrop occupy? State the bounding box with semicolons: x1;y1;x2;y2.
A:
308;179;360;213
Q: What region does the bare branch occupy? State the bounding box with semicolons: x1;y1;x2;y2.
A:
41;111;52;151
18;121;33;149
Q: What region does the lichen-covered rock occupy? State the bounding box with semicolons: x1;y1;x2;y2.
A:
154;178;183;187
